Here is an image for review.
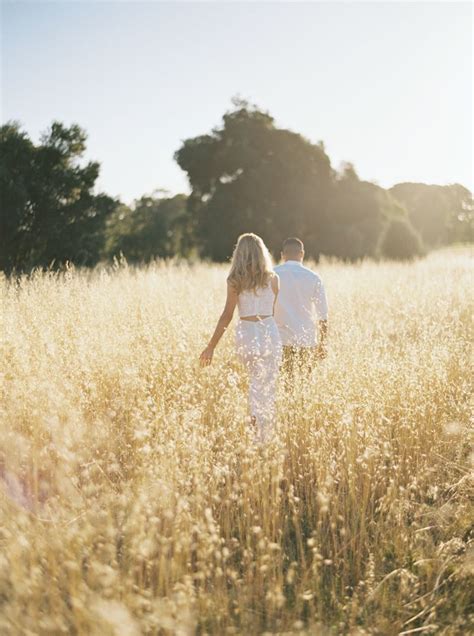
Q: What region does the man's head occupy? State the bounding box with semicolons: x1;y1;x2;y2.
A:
281;237;304;262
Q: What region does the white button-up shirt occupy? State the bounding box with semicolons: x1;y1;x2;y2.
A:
274;260;328;347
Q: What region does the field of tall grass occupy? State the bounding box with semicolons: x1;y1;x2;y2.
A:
1;248;473;635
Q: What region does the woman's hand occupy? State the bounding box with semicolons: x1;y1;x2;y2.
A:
199;281;238;368
199;345;214;367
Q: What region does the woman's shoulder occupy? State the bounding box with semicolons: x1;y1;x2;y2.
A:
269;270;279;282
269;272;279;293
226;277;240;295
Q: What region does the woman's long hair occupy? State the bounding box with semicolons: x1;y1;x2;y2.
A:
227;233;274;294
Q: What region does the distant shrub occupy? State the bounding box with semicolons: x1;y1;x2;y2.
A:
379;217;425;260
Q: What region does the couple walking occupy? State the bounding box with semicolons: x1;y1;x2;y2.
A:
200;233;328;442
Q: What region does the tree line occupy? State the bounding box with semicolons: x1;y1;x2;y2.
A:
1;102;472;273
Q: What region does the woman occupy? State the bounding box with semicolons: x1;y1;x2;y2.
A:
200;233;282;442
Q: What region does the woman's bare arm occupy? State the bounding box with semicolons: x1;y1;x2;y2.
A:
200;281;238;366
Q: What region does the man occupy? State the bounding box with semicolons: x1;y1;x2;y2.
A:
274;237;328;377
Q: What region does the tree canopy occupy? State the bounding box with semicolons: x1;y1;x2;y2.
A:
0;121;117;272
175;103;334;260
175;102;415;261
1;104;472;272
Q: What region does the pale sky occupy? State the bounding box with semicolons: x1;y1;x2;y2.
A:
2;1;472;204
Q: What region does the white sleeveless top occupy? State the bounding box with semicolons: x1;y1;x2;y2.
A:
237;279;275;317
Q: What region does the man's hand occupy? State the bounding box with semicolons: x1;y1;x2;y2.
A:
199;345;214;367
316;320;328;360
316;343;327;360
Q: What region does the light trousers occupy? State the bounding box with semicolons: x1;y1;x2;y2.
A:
236;317;282;442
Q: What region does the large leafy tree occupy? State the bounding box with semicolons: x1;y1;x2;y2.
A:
175;102;414;261
175;101;334;260
0;121;117;272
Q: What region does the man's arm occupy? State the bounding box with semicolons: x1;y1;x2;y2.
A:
317;319;328;359
313;276;328;358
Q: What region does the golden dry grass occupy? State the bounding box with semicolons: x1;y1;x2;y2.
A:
1;248;473;635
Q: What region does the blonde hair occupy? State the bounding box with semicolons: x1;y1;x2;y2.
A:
227;233;274;294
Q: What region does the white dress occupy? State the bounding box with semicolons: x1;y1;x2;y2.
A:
235;279;282;442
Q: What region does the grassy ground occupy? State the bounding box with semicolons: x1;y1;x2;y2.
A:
1;248;473;635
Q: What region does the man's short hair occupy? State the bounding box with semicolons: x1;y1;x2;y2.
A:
282;237;304;253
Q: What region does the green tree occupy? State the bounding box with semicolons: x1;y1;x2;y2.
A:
175;101;334;260
104;192;189;262
175;101;417;262
0;121;118;272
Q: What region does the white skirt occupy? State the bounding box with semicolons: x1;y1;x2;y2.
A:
235;317;282;442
